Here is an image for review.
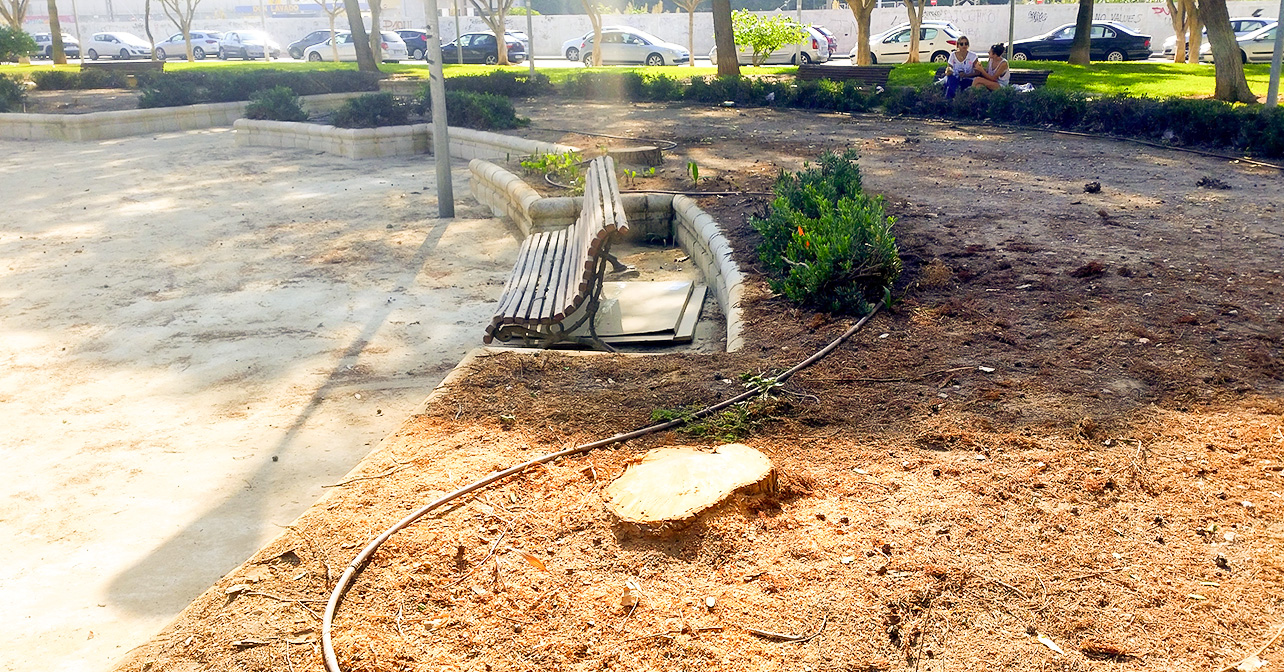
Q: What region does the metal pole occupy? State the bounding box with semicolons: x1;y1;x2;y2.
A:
453;0;462;64
526;0;534;77
70;0;83;60
1008;0;1016;55
426;0;455;218
1266;0;1284;107
795;0;801;64
258;0;272;60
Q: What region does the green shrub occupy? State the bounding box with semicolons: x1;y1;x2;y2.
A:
444;70;551;97
332;92;410;128
432;89;527;130
244;85;308;121
0;26;36;63
139;69;379;108
30;69;129;90
0;74;26;112
752;150;901;315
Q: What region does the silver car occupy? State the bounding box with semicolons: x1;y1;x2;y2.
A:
303;30;408;63
580;28;689;66
153;31;223;60
84;32;151;60
710;25;831;65
219;30;282;60
1200;21;1280;63
1163;17;1272;57
33;33;80;59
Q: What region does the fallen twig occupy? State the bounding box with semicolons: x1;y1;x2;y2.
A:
1219;623;1284;672
244;591;324;620
1064;566;1133;581
745;614;828;643
323;465;407;488
448;531;507;587
980;576;1029;600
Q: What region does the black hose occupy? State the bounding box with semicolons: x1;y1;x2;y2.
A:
529;126;680;151
321;304;883;672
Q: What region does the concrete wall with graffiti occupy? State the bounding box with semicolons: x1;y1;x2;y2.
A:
17;1;1279;59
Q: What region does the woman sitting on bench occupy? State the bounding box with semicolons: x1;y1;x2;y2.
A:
942;36;978;99
974;43;1011;91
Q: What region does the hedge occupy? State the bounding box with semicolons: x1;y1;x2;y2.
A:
137;69;380;108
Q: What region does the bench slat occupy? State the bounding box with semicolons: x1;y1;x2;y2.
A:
490;232;545;324
513;228;564;324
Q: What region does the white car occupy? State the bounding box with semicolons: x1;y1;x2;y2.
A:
858;23;964;64
561;25;627;60
218;30;283;60
33;32;79;59
709;25;831;65
304;31;408;63
579;27;689;66
153;30;223;60
1164;17;1273;57
1200;21;1280;63
84;32;151;60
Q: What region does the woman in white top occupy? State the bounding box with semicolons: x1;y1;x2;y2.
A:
974;43;1011;91
943;36;979;99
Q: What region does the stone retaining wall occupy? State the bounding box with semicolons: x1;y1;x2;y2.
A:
469;158;745;353
234;120;577;161
0;92;357;142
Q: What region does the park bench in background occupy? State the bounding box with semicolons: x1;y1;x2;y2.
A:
796;64;894;87
484;156;630;349
933;66;1053;88
80;59;164;84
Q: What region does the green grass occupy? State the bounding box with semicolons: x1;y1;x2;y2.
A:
887;60;1278;99
1;58;1273;100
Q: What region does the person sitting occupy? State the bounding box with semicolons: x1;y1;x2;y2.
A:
943;36;978;99
974;43;1011;91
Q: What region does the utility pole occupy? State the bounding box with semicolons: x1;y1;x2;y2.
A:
526;0;534;78
425;0;455;218
452;0;462;64
1266;0;1283;107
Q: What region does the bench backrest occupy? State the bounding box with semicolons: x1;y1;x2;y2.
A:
796;64;893;84
549;156;628;321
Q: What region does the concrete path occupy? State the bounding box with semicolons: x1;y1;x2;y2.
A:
0;128;513;672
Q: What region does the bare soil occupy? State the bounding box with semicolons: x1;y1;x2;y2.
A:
22;88;140;114
114;101;1284;672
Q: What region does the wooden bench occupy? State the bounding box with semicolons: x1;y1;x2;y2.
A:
933;66;1052;88
484;156;629;349
796;64;893;87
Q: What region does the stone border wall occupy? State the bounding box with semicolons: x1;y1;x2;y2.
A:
0;92;357;142
469;158;745;353
234;120;577;161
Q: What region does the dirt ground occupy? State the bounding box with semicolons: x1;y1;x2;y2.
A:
114;101;1283;672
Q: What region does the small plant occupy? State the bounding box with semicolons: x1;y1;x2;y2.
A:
0;75;25;113
651;401;778;442
520;151;582;190
620;168;638;188
332;92;411;128
244;86;308;122
646;167;657;177
687;160;700;185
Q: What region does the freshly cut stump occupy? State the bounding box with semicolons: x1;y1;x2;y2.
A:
606;146;663;167
604;443;776;524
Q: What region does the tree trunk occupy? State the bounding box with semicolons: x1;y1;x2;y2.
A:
328;14;338;61
369;0;382;62
145;0;156;61
343;0;379;72
904;0;923;64
688;8;698;66
46;0;65;63
1165;0;1186;63
185;27;193;61
848;0;875;65
1068;0;1093;65
1197;0;1256;102
712;0;738;75
495;8;508;65
1185;0;1202;64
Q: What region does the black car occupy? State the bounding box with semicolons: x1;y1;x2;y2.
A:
288;29;334;60
439;32;526;65
1011;21;1152;62
396;29;428;60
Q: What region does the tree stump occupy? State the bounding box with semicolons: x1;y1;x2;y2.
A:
607;146;663;167
603;443;776;525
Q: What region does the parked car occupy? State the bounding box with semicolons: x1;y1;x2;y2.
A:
439;32;527;64
710;25;830;65
561;26;627;60
1200;21;1280;63
84;32;151;60
1010;21;1151;61
814;25;839;54
32;32;79;59
304;30;408;62
288;29;335;59
858;23;963;63
396;29;428;60
218;30;282;60
579;27;689;65
1163;17;1273;57
153;30;222;60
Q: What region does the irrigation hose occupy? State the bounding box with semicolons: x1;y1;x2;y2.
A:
320;303;883;672
529;126;680;152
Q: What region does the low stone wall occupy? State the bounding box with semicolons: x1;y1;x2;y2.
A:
234;120;577;161
469;158;746;353
0;93;357;142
